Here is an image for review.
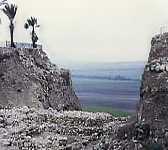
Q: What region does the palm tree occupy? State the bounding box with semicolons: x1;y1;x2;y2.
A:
24;17;40;48
2;4;18;47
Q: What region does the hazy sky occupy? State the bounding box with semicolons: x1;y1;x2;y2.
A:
0;0;168;63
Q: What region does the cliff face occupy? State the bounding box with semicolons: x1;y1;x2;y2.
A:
138;34;168;125
0;47;81;111
137;33;168;148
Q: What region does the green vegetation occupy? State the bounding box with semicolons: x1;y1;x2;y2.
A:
24;17;40;48
82;104;133;117
2;3;18;47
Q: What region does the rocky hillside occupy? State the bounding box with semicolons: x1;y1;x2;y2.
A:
0;47;81;111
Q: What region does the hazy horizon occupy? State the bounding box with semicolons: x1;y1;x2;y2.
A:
55;60;146;69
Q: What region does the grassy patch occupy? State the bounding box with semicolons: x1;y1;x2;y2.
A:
82;104;133;117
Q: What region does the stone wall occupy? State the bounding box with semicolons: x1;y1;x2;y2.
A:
0;41;42;49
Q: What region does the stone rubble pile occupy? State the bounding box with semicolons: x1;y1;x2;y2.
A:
0;106;128;150
146;57;168;72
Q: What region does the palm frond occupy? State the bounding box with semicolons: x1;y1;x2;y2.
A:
26;16;38;27
2;0;7;3
2;4;18;21
0;0;7;6
24;23;29;29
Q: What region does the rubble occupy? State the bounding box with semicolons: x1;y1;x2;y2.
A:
0;106;128;150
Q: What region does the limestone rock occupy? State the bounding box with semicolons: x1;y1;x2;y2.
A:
137;33;168;149
0;47;81;111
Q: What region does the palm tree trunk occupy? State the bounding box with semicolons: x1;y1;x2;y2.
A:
10;21;15;47
32;26;36;48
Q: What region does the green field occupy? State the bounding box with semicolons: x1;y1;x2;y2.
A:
82;104;133;117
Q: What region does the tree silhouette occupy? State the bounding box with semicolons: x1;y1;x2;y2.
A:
24;17;40;48
2;4;18;47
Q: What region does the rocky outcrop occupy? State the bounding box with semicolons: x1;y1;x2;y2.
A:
137;33;168;149
0;47;81;111
117;33;168;150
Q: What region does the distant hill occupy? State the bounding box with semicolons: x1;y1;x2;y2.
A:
56;61;146;80
71;74;139;81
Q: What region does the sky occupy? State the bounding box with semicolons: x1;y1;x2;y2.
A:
0;0;168;63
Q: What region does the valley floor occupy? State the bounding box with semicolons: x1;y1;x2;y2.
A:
72;77;140;112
